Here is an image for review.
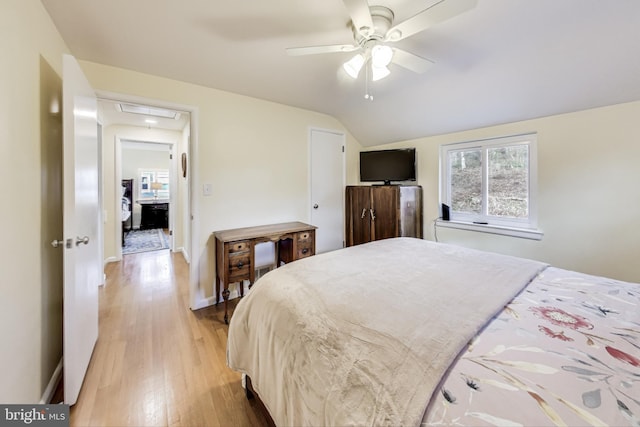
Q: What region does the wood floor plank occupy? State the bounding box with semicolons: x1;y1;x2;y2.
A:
68;250;268;427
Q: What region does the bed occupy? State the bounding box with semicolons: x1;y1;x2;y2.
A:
227;238;640;426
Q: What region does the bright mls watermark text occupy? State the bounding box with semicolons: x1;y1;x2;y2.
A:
1;405;68;427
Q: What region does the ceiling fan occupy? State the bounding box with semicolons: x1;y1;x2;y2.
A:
286;0;477;83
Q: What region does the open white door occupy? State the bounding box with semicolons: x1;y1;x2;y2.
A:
62;54;100;405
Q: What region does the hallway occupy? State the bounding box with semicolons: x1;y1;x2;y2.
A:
69;250;267;426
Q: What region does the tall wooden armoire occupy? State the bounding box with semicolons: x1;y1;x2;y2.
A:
345;185;423;247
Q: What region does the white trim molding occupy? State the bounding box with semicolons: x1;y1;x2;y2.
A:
436;219;544;240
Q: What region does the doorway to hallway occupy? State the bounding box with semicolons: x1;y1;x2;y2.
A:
97;95;200;309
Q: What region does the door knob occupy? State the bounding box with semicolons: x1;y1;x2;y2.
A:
76;236;90;246
51;239;65;248
313;204;319;209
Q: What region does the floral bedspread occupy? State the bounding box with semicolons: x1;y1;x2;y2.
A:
424;267;640;427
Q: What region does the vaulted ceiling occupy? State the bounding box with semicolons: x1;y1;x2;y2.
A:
41;0;640;146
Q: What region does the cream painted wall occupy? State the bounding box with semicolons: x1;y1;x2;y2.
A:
373;101;640;283
0;0;70;403
81;61;362;302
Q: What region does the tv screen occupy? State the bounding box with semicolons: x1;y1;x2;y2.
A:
360;148;416;184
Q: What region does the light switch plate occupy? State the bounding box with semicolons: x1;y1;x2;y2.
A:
203;183;212;196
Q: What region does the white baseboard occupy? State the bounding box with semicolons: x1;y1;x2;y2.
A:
227;285;242;301
191;295;216;310
104;256;118;265
190;282;245;310
40;358;63;404
176;247;190;264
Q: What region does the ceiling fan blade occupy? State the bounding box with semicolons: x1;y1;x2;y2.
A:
286;44;359;56
386;0;477;41
342;0;374;36
391;48;434;74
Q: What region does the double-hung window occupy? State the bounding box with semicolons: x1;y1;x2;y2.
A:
139;169;170;200
440;133;541;238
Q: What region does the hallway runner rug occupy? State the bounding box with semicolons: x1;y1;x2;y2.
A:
122;229;169;255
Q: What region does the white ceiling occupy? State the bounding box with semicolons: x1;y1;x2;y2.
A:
41;0;640;146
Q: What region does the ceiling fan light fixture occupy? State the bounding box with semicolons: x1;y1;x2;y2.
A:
371;65;390;81
286;0;478;88
371;45;393;67
343;53;365;79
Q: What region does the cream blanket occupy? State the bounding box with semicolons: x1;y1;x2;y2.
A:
227;238;547;426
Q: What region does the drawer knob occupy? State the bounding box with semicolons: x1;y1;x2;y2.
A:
301;248;308;254
236;261;244;269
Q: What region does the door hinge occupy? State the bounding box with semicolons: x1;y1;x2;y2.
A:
342;146;345;153
170;153;173;159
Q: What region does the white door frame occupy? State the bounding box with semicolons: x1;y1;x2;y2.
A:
308;127;346;252
97;122;104;285
97;90;202;309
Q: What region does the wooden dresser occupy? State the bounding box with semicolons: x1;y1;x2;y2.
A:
345;185;422;247
214;221;316;323
139;200;169;230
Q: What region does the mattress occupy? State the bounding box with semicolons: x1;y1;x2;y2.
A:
226;238;640;426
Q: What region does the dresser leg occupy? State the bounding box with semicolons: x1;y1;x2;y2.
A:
222;288;230;324
215;276;221;305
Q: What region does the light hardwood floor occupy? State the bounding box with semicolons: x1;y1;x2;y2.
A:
68;249;269;426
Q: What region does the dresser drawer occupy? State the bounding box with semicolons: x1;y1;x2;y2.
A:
228;253;251;279
229;241;250;253
296;244;313;259
147;203;168;211
296;231;312;243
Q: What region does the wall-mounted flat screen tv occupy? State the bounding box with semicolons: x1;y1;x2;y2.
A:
360;148;416;185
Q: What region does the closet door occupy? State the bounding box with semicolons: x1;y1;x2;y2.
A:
346;186;372;246
371;186;399;241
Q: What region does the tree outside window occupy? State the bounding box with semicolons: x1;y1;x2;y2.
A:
441;133;537;230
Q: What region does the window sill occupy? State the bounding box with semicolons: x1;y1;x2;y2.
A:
435;219;543;240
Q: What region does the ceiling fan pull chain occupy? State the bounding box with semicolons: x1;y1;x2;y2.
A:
364;60;373;101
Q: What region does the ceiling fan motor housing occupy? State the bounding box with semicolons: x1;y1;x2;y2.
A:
353;6;394;44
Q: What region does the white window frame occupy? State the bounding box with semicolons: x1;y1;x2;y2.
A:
439;133;542;240
138;168;170;200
